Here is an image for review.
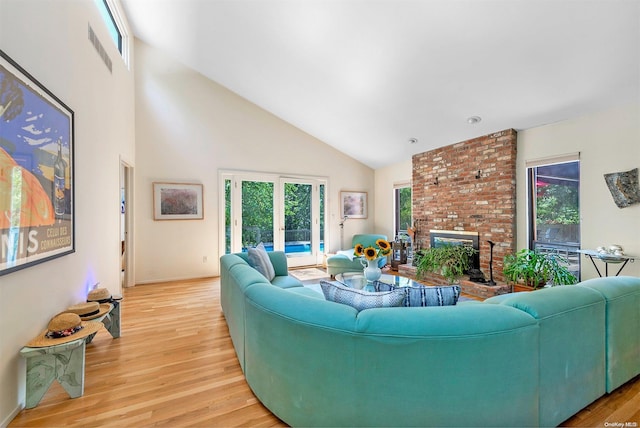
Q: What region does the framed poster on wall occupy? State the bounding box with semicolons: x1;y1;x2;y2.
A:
0;50;75;276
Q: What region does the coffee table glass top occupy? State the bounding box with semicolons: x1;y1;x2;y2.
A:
335;272;425;290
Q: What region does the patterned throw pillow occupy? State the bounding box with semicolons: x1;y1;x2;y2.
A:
247;243;276;281
373;281;460;307
320;280;405;311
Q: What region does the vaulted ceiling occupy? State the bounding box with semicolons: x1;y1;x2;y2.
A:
121;0;639;169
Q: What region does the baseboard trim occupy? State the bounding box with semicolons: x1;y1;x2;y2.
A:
1;403;23;428
133;275;218;286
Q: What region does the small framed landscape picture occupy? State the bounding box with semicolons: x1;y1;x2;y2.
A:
340;191;368;219
153;182;204;220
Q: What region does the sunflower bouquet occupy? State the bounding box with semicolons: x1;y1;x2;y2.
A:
354;238;392;261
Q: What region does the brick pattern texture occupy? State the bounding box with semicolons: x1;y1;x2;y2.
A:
411;129;517;283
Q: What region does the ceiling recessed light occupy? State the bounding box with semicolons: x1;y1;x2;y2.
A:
408;137;418;144
467;116;482;124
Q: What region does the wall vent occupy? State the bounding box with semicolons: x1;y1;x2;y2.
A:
88;23;112;73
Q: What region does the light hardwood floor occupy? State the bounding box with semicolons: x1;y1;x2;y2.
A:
9;277;640;427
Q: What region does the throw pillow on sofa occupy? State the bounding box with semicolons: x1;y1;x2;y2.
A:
247;243;276;281
373;281;460;307
320;280;405;311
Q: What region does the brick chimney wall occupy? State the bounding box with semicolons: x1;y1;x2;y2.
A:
411;129;517;282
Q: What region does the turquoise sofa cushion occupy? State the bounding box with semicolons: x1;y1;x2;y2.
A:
374;281;460;306
578;276;640;392
286;286;325;299
485;285;606;427
271;275;304;289
247;243;276;281
320;280;405;311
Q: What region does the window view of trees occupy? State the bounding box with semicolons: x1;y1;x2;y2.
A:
241;181;274;248
395;186;412;239
536;182;580;226
532;161;580;244
283;183;311;243
284;183;325;249
224;178;325;256
529;160;580;280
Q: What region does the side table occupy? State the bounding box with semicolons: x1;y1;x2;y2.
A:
86;300;120;343
19;338;86;409
577;250;636;277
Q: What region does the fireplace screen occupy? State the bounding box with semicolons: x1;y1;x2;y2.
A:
430;230;480;271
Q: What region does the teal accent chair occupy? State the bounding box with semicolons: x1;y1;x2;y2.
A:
326;234;387;277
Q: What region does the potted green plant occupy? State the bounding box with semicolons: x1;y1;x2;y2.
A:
415;244;477;284
544;251;579;286
502;249;577;289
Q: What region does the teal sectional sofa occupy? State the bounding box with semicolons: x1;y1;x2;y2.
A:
220;251;640;427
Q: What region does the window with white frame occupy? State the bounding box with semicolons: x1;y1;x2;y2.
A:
94;0;129;66
526;154;581;279
95;0;121;51
394;183;412;241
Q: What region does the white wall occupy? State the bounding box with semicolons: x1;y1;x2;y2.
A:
517;104;640;279
0;0;135;423
133;40;376;283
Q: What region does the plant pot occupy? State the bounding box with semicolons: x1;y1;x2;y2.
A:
511;280;546;292
511;283;535;293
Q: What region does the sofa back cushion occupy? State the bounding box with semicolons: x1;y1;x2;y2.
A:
350;234;387;249
320;280;405;311
484;285;606;427
577;276;640;392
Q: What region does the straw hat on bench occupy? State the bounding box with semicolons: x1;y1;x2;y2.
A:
87;287;122;303
26;313;103;348
64;301;112;321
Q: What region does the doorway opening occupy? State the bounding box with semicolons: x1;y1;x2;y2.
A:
120;160;134;288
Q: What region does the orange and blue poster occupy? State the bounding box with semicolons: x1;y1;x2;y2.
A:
1;50;74;275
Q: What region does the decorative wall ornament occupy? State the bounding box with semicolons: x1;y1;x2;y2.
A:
604;168;640;208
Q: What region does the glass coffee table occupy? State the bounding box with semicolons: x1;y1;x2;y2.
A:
335;272;426;291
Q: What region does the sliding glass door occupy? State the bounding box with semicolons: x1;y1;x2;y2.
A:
280;178;325;266
222;172;326;267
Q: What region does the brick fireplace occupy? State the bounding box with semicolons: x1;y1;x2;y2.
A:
411;129;517;283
